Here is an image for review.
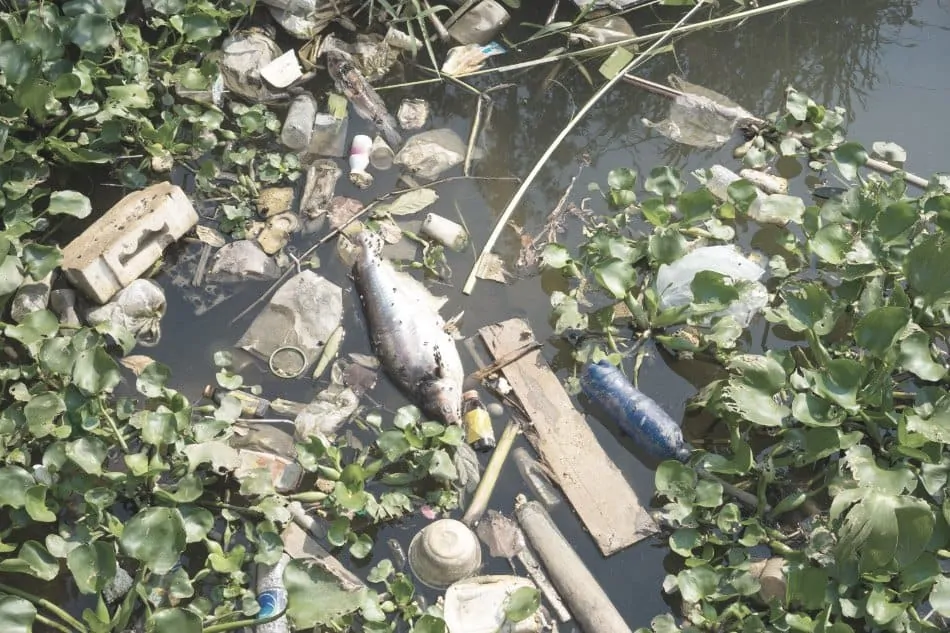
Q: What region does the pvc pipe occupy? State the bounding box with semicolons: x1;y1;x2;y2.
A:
515;497;632;633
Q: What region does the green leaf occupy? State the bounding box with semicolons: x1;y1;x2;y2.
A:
904;234;950;308
929;574;950;617
377;430;410;462
0;467;34;509
678;188;717;223
898;553;939;592
656;460;697;501
723;380;789;427
328;517;350;547
0;595;35;633
151;608;201;633
926;195;950;233
24;393;66;438
21;244;62;280
0;255;24;297
67;542;117;594
66;437;107;474
786;565;826;609
866;585;906;626
899;332;946;381
791;393;843;427
669;528;701;557
810;224;851;264
505;586;540;622
47;190;92;218
592;259;636;299
413;615;447;633
367;559;394;584
853;306;910;356
70;14;116;52
72;337;122;394
876;201;917;243
427;449;457;481
119;507;186;574
139;411;178;446
905;396;950;444
691;271;740;307
285;559;366;628
648;227;688;264
832;142;868;181
607;167;637;191
645;166;683;199
786;90;809;120
208;542;245;573
25;486;56;523
0;541;60;580
0;42;32;85
845;445;915;494
540;243;573;270
752;194;805;225
811;359;866;412
775;283;837;334
393;405;421;429
349;533;373;559
179;506;213;543
676;566;718;604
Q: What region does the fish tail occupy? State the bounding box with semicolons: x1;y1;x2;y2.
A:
354;230;384;257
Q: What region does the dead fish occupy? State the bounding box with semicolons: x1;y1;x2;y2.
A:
352;230;463;425
323;39;403;149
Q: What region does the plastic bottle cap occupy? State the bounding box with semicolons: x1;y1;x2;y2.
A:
462;390;479;401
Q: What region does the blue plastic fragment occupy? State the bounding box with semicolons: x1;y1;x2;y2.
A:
580;360;691;462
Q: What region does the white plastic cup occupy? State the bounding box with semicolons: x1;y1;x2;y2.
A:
349;134;373;188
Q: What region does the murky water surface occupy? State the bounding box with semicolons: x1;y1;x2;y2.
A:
145;0;949;627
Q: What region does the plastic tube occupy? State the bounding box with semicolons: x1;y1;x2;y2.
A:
515;497;632;633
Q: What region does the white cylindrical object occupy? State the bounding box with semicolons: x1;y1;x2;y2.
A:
515;497;632;633
739;169;789;195
349;134;373;189
408;518;482;589
280;94;317;150
370;135;394;170
512;448;561;510
255;553;291;633
421;213;468;251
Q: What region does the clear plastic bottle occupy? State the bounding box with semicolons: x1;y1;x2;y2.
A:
512;447;561;510
203;385;270;418
255;553;290;633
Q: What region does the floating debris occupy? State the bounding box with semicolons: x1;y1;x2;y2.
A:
397;98;430;130
447;0;510;46
83;279;166;347
442;42;505;76
422;213;469;251
281;93;318;150
408;518;482;589
208;240;281;282
349;134;374;189
219;29;284;102
260;49;303;88
301;160;342;218
394;128;469;181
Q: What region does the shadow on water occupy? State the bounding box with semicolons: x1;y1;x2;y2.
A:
73;0;950;628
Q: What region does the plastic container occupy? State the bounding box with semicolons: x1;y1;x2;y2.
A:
408;519;482;589
255;553;290;633
462;390;496;452
512;448;561;509
348;134;373;189
421;213;469;251
280;93;317;150
204;385;270;418
369;135;395;170
580;360;690;462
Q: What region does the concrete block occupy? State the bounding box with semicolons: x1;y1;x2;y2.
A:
62;182;198;304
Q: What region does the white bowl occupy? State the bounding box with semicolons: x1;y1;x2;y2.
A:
408;519;482;589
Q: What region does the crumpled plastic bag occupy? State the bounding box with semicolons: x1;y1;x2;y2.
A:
84;279;166;347
655;245;766;329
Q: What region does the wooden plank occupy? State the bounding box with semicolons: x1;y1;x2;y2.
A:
479;318;657;556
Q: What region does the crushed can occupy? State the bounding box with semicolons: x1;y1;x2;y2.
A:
462;390;496;452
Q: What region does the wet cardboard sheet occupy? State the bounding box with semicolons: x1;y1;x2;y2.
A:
478;318;658;556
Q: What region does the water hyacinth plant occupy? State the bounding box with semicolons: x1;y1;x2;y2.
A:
543;88;950;632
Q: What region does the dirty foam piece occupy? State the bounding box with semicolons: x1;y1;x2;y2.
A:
394;128;469;181
477;319;658;556
234;449;303;493
397;99;429;130
444;575;544;633
447;0;510;46
236;270;343;377
61;182;198;305
208;240;280;282
260;49;303;88
83;279;167;347
11;272;52;323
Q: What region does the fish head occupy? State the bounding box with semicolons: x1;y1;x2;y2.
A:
418;378;462;426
